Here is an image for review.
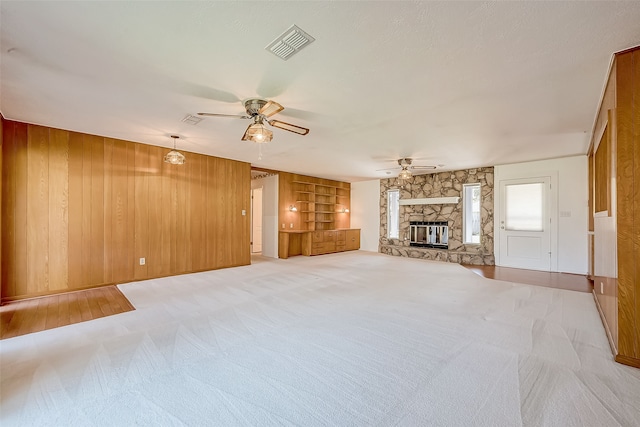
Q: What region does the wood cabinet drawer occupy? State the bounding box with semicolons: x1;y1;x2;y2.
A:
335;230;346;242
336;244;346;252
311;242;336;255
312;231;324;243
324;231;336;242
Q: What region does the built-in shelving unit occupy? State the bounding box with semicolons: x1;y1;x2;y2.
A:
292;180;350;231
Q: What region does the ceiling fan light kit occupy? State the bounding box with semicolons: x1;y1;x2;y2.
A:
398;168;413;180
244;119;273;143
198;98;309;144
164;135;186;165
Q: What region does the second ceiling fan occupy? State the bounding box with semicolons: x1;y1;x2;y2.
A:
198;98;309;143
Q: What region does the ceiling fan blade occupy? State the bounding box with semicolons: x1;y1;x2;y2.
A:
197;112;251;119
258;100;284;118
375;166;399;171
269;119;310;135
411;166;437;170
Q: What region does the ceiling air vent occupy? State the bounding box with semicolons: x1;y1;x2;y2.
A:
182;114;203;125
266;25;315;61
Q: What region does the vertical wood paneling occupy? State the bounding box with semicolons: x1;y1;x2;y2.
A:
14;123;28;296
0;116;3;300
81;135;92;286
616;50;639;360
103;138;114;284
111;139;129;283
48;129;69;291
26;126;49;294
1;119;251;300
2;120;17;297
175;151;189;273
594;129;610;214
168;154;178;273
126;141;136;279
160;148;172;276
134;144;149;280
206;157;217;268
68;132;84;289
190;153;205;271
633;50;640;362
0;117;16;297
147;145;163;278
89;135;104;285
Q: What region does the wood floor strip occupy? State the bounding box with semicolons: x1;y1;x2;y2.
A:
0;285;135;340
462;264;593;293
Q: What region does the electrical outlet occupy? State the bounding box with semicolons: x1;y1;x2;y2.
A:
140;257;145;266
290;223;293;228
282;223;285;229
241;209;246;216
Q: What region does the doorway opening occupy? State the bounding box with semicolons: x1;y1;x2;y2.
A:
251;187;263;254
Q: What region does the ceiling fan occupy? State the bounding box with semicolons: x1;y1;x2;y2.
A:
377;158;437;179
198;98;309;143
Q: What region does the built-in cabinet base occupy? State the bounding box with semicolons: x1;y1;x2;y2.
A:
279;229;360;259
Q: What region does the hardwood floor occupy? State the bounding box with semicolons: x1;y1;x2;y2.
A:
462;264;593;293
0;285;135;340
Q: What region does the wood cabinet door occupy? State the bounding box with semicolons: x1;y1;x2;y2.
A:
324;231;336;242
312;231;324;243
345;229;360;251
335;230;346;242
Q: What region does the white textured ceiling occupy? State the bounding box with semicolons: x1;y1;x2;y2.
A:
2;1;639;182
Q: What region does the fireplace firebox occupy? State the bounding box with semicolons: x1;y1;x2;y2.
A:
409;221;449;249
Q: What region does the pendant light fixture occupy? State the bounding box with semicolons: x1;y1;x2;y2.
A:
164;135;186;165
398;166;412;180
245;117;273;143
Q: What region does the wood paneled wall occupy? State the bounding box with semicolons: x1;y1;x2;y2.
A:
1;118;251;301
594;127;610;214
590;47;640;369
615;49;639;365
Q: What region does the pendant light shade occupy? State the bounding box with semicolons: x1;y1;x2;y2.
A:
398;167;412;180
164;135;186;165
245;117;273;143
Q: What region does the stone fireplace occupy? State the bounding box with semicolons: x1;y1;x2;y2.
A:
379;167;495;265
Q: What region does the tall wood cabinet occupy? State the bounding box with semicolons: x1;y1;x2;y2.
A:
590;47;640;369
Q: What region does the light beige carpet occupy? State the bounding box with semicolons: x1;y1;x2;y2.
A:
1;252;639;426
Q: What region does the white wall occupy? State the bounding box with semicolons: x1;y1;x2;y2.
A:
251;174;279;258
495;156;588;274
351;179;381;252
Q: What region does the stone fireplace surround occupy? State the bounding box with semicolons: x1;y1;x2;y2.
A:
379;167;495;265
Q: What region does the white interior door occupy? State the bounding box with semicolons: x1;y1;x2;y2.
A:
251;188;263;253
498;177;551;271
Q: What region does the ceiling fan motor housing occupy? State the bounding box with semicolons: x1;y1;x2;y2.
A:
244;98;268;116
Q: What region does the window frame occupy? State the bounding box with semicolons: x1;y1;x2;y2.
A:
463;183;481;245
387;189;400;239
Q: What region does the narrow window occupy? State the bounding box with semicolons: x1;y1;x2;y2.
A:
387;189;400;239
463;183;481;244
